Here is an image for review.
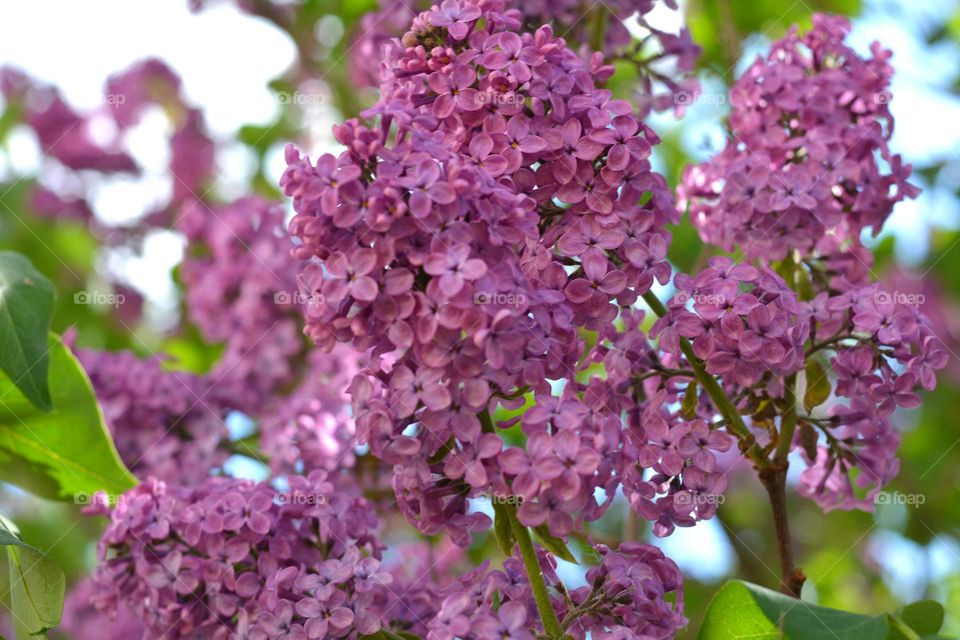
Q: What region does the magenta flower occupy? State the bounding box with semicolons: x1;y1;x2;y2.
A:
423;244;488;298
428;65;479;118
222;489;273;534
427;0;481;40
324;249;379;303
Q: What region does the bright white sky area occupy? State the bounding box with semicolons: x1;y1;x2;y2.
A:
1;0;958;598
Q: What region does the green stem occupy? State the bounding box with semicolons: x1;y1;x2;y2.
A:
589;5;607;54
506;505;564;639
776;374;798;463
888;616;921;640
642;291;767;468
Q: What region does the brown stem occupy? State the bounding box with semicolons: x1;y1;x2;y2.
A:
759;465;805;597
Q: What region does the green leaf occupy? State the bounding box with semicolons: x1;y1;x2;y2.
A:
0;518;64;639
0;252;55;411
492;501;517;557
698;581;946;640
532;524;577;564
891;601;945;637
681;381;699;419
797;422;819;461
0;335;137;501
803;360;832;413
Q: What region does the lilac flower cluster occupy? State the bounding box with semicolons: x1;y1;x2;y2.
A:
678;14;918;260
349;0;699;116
177;196;305;414
260;347;359;475
797;281;947;510
58;578;144;640
420;541;684;640
104;58;215;211
567;542;686;639
89;474;395;639
0;68;137;174
78;349;229;484
653;257;808;388
282;0;680;544
89;472;684;639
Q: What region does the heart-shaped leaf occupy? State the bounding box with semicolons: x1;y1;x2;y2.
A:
0;335;137;501
698;581;946;640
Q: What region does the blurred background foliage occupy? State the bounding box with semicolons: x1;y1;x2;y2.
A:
0;0;959;637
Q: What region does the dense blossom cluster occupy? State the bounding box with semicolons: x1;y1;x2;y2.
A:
796;280;947;510
678;14;918;260
423;542;685;640
177;196;306;413
88;474;394;638
350;0;699;116
282;0;686;544
88;475;684;640
568;542;686;639
78;349;229;484
260;347;359;475
653;258;809;388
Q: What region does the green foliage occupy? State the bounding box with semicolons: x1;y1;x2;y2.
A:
492;501;517;556
532;524;577;564
0;517;64;639
803;360;832;413
0;335;136;501
698;580;948;639
686;0;862;73
0;252;55;411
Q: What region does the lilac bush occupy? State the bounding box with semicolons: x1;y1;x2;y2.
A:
8;1;945;638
